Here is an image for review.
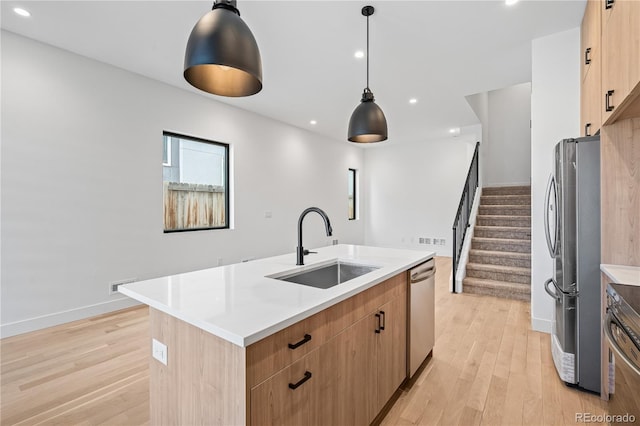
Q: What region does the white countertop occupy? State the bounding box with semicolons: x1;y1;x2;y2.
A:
119;244;434;347
601;264;640;287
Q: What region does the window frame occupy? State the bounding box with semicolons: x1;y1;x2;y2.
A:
162;131;230;233
348;168;357;221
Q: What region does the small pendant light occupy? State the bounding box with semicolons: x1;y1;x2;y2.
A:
348;6;388;143
184;0;262;97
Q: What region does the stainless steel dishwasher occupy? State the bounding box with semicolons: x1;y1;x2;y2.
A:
408;258;436;378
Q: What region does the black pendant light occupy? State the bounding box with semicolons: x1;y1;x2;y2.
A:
348;6;388;143
184;0;262;97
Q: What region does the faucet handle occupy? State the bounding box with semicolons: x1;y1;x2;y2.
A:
303;250;317;256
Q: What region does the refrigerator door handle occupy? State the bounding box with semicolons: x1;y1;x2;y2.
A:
544;278;561;302
544;174;558;258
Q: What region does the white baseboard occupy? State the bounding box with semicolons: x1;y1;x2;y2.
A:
531;316;553;333
0;297;142;338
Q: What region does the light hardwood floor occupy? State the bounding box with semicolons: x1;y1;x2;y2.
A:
1;257;607;425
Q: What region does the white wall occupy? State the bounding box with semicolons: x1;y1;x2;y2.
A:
485;83;532;186
363;131;479;256
0;31;366;336
467;83;531;187
530;28;580;333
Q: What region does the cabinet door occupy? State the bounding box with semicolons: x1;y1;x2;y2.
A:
581;0;601;83
581;53;602;136
601;0;640;123
250;349;324;426
376;294;407;412
318;314;377;426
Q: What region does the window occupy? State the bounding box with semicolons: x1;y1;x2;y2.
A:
348;168;357;220
162;132;229;232
162;137;171;166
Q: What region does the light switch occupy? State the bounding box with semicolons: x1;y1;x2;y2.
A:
152;338;168;365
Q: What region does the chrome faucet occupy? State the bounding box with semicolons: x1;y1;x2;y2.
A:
296;207;333;265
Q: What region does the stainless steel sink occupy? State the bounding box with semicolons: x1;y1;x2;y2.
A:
271;261;380;289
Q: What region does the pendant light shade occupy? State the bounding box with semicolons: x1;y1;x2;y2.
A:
348;6;388;143
184;0;262;97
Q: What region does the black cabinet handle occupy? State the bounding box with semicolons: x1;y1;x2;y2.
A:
375;313;381;333
605;0;615;9
585;123;591;137
585;47;591;65
606;90;615;112
288;371;312;390
288;334;312;350
379;311;386;331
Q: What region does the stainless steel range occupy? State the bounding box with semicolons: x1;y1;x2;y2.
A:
605;283;640;423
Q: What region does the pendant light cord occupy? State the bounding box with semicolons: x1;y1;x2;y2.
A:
366;13;370;90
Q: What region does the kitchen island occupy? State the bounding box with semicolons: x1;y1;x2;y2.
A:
120;244;434;425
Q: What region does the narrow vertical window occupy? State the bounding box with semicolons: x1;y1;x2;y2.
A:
348;168;357;220
162;132;230;232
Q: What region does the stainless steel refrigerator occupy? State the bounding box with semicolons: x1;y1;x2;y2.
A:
543;136;601;394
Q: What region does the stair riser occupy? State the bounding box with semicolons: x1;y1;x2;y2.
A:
469;254;531;268
478;206;531;216
474;228;531;240
480;196;531;206
466;269;531;284
472;239;530;253
463;282;530;301
483;187;531;196
477;216;531;227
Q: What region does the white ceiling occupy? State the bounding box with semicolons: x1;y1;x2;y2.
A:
0;0;586;145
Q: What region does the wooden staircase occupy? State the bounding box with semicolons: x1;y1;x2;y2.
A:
463;186;531;301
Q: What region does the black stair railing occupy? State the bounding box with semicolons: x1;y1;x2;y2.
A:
452;142;480;289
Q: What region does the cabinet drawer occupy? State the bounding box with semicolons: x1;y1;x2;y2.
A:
250;349;322;426
247;272;407;387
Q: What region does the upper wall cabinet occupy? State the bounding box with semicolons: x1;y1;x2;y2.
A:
581;0;601;84
581;0;602;136
600;0;640;124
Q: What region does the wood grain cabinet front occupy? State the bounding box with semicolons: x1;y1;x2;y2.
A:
600;0;640;124
250;349;325;426
581;0;602;136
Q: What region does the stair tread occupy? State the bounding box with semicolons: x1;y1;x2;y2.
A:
463;277;531;291
477;215;531;219
466;262;531;275
469;249;530;259
475;226;530;231
472;237;531;244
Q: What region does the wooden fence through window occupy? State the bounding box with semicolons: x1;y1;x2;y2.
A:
163;182;226;231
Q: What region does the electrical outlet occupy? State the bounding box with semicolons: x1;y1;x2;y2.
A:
425;238;432;245
264;211;272;218
217;257;223;266
419;237;425;244
332;239;339;245
108;278;136;295
152;338;168;365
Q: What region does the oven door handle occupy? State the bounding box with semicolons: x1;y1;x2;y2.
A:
604;311;640;376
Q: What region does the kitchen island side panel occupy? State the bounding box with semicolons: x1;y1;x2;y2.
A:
150;308;247;425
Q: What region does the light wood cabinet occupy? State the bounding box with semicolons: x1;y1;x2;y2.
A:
250;349;324;426
600;0;640;124
150;270;412;425
375;293;407;412
253;275;407;426
581;0;600;84
581;0;602;136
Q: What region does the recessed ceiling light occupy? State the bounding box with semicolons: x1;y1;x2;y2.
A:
449;127;461;135
505;0;519;5
409;98;418;104
354;50;365;59
13;7;31;17
310;120;317;125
